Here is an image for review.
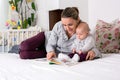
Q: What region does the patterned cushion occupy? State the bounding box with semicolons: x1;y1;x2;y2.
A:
95;19;120;53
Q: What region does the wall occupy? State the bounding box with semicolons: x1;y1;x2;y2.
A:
0;1;9;29
36;0;59;30
59;0;88;23
1;0;120;31
88;0;120;34
36;0;88;30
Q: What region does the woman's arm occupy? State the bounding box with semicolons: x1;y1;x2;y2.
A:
46;23;59;53
86;48;102;60
46;21;61;59
47;51;56;60
85;35;102;60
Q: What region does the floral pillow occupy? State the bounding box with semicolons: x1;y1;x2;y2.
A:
95;19;120;53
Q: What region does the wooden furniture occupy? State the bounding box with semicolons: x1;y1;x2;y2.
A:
49;9;63;30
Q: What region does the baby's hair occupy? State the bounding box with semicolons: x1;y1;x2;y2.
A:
77;22;90;32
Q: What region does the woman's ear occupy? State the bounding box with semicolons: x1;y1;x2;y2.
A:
77;17;80;23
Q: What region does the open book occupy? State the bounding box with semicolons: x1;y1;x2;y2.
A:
49;58;79;66
34;58;79;66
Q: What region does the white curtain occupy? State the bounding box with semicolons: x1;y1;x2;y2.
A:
0;1;9;29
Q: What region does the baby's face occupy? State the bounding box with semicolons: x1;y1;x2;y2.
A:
76;27;88;40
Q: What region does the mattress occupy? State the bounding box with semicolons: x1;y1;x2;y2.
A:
0;53;120;80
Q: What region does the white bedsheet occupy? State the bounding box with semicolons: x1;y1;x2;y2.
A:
0;53;120;80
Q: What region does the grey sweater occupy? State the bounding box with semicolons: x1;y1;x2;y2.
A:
46;21;101;57
72;34;95;53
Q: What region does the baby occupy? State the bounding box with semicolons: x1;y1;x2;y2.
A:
58;22;95;62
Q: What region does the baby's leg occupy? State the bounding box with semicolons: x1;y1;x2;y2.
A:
69;53;87;62
71;54;80;62
68;53;80;62
58;53;71;61
68;53;74;58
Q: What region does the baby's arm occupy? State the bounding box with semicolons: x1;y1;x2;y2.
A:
71;39;77;53
81;35;95;53
78;50;82;54
72;48;76;53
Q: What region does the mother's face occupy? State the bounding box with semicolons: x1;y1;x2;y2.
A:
61;18;78;35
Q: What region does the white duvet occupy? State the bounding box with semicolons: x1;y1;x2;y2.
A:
0;53;120;80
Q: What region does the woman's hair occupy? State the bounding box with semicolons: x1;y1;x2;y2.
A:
61;7;79;20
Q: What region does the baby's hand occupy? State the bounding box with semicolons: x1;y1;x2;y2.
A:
78;50;82;54
72;48;76;53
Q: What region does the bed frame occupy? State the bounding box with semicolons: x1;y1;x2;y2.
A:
0;29;41;52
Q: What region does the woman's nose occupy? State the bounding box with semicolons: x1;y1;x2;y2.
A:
66;26;71;30
65;26;68;30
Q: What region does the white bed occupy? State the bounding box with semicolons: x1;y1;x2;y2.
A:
0;53;120;80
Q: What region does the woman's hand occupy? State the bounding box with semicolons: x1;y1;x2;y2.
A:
86;50;95;60
47;51;56;60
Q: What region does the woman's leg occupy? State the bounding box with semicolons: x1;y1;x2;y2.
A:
19;49;46;59
20;32;45;51
19;32;47;59
78;53;87;62
68;53;87;62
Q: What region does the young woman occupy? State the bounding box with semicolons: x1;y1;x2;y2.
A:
46;7;101;60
